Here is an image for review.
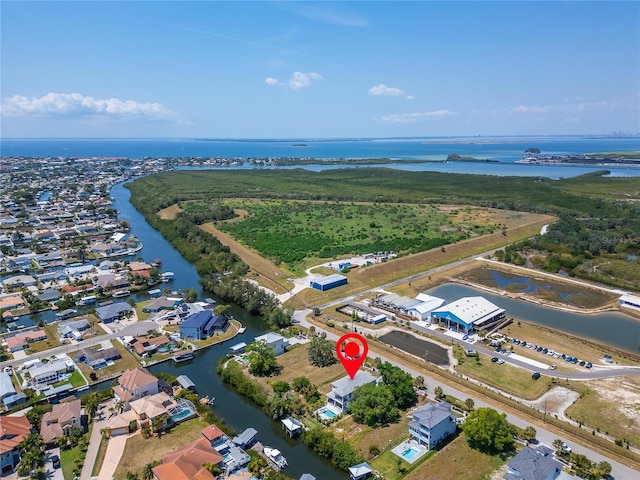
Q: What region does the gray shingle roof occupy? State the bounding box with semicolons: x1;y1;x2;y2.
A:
505;446;561;480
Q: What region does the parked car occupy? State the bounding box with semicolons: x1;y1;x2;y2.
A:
549;364;557;370
51;455;61;469
491;357;499;363
531;372;541;380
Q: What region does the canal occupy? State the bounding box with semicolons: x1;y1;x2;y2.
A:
427;283;640;354
110;182;348;479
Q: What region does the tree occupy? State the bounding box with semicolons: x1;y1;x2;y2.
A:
596;460;611;477
247;340;278;376
378;362;417;409
522;426;537;442
142;461;160;480
463;407;513;453
213;304;231;317
272;381;290;394
348;383;399;427
413;375;425;390
308;335;337;367
434;386;444;400
553;438;565;454
17;433;45;477
465;398;475;411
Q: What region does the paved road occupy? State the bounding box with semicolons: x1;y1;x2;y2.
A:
293;310;640;480
0;321;159;369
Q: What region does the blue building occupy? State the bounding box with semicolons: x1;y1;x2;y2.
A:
430;296;506;334
179;311;228;340
310;273;348;291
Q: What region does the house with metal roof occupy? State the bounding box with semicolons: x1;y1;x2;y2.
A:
326;370;378;414
430;296;506;333
58;318;90;339
179;310;228;340
408;401;457;449
504;445;562;480
254;332;287;356
232;427;257;448
348;461;373;480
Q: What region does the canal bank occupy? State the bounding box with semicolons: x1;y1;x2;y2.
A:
110;181;348;479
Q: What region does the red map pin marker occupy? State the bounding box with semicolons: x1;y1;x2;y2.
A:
336;333;368;379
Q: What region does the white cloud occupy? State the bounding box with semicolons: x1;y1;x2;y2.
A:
1;92;174;119
511;105;552;113
380;110;457;123
368;84;406;97
265;71;323;89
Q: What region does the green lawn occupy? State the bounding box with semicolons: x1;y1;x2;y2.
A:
54;369;87;389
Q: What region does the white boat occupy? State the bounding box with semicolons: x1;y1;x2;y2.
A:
161;272;174;282
263;446;287;468
238;327;246;334
112;290;131;298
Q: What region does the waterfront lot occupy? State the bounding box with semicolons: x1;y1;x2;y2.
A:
75;339;141;383
113;418;209;480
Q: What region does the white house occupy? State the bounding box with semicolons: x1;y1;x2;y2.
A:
408;401;457;449
326;371;378;414
254;332;287;356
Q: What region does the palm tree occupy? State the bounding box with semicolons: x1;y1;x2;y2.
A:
141;462;156;480
552;438;565;454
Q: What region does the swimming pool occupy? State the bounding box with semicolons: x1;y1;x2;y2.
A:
168;399;197;423
171;409;194;422
401;446;419;460
318;406;337;419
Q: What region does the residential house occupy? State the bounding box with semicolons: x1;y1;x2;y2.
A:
40;399;84;446
142;296;182;313
504;445;562;480
75;346;121;370
0;295;26;311
0;415;32;475
408;401;457;449
95;302;133;323
5;329;47;352
253;332;286;356
201;424;229;451
326;371;378;414
129;392;177;432
2;275;37;290
58;318;91;339
232;427;257;448
113;367;159;410
131;335;171;356
179;311;228;340
152;437;224;480
0;372;16;401
27;358;74;386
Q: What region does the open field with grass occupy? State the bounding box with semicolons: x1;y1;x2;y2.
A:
114;417;210;480
566;376;640;448
285;214;552;310
215;201;503;272
453;344;553;400
259;343;346;391
403;432;510;480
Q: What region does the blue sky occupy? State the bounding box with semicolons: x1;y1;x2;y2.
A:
1;1;639;138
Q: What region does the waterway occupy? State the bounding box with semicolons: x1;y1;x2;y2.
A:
110;182;348;479
426;284;640;354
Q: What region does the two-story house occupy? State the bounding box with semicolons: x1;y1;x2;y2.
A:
0;415;32;475
113;367;159;411
408;401;457;450
253;332;287;356
179;310;228;340
326;371;378;414
40;399;84;446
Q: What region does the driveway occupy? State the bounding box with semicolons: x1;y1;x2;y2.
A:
44;448;64;480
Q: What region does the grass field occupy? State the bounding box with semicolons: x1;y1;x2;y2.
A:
403;433;510;480
113;417;210;480
565;376;640;447
453;346;552;401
